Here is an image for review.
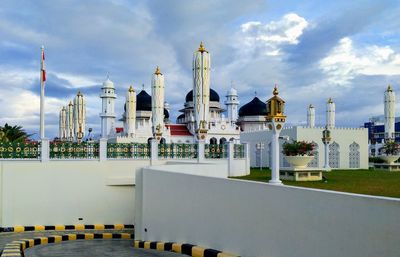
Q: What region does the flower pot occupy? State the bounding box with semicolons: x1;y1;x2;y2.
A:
285;155;314;168
379;155;400;165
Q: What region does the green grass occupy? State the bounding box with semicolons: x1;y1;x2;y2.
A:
233;168;400;198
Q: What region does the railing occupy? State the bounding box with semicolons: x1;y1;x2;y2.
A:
50;142;99;159
234;144;245;159
205;144;228;159
107;143;150;159
158;144;197;159
0;142;41;159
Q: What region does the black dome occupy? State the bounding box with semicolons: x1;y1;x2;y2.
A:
177;113;185;119
136;90;152;111
185;89;220;102
239;97;267;117
164;109;169;119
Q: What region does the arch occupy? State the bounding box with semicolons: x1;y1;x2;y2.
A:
349;142;360;168
307;141;319;168
160;138;166;144
147;138;152;144
229;137;235;142
219;137;227;145
210;137;217;145
329;142;340;168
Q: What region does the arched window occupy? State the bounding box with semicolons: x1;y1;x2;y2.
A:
160;138;166;144
349;142;360;168
329;142;340;168
307;141;319;168
219;138;227;144
210;137;217;144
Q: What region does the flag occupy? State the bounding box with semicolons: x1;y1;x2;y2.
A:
41;47;46;82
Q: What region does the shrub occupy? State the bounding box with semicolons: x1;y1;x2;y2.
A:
383;141;400;156
369;157;384;163
282;140;315;156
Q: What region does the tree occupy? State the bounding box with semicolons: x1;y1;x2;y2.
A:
0;123;32;143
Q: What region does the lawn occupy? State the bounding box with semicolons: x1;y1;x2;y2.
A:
233;168;400;198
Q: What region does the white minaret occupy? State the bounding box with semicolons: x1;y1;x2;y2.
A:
225;88;239;123
193;42;211;133
384;85;396;140
100;77;117;138
66;101;74;141
307;104;315;128
126;85;136;137
151;66;165;136
59;107;67;140
326;98;335;129
73;91;86;142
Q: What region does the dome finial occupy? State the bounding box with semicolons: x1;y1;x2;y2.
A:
309;104;314;108
198;41;206;53
387;85;393;92
154;66;162;75
77;90;82;96
328;97;333;104
142;84;145;91
128;85;135;93
273;84;279;96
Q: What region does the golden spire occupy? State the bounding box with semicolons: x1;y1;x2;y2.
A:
77;91;82;96
68;101;73;106
198;41;206;53
273;85;279;96
387;85;393;92
309;104;314;108
328;97;333;104
128;85;135;93
154;66;162;75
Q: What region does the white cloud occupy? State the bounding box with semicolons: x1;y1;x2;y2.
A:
238;13;308;56
320;37;400;85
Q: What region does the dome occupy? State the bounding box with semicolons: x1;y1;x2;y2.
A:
227;88;237;96
164;108;170;119
102;78;114;89
239;97;267;117
185;89;220;102
136;90;152;111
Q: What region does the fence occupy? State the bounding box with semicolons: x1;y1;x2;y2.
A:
107;143;150;159
158;144;197;159
234;144;245;159
0;142;41;159
50;142;99;159
205;144;228;159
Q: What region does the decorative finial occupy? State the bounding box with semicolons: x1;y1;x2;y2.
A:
387;85;393;92
198;41;206;53
77;91;82;96
128;85;135;93
328;97;333;103
309;104;314;108
69;101;73;106
273;85;279;96
142;84;145;90
154;66;162;75
254;91;257;97
106;72;110;80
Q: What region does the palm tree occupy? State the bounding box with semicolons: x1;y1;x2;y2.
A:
0;123;32;143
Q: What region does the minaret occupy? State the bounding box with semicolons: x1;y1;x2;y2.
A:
193;42;211;136
225;88;239;123
151;66;165;137
100;76;116;138
307;104;315;128
66;101;74;141
73;91;86;143
59;107;67;140
326;98;335;129
126;85;136;137
384;85;395;140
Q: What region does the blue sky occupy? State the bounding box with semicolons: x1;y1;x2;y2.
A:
0;0;399;139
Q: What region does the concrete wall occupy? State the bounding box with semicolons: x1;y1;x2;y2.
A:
135;168;400;257
0;160;152;226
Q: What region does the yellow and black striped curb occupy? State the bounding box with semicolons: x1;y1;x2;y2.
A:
0;224;134;233
134;240;239;257
0;233;134;257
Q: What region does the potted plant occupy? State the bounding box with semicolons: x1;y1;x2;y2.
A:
282;140;315;168
380;141;400;164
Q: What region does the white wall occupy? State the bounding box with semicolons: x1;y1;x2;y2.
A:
135;168;400;257
0;160;152;226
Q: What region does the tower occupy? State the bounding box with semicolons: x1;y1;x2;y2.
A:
100;77;116;138
151;66;165;139
126;85;136;137
73;91;86;143
384;85;395;140
193;42;211;138
326;98;335;129
225;88;239;123
66;101;74;141
307;104;315;128
59;107;67;140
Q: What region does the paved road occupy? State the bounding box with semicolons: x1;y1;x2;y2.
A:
24;240;186;257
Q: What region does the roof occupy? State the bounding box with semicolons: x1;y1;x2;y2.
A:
136;90;152;111
239;97;267;117
166;124;193;136
185;88;220;102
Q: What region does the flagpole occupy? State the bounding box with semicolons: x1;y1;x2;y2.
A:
40;45;45;139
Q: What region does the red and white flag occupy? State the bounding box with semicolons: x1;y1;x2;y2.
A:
41;46;46;82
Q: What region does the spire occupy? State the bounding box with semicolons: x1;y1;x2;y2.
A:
328;97;333;104
154;66;162;75
142;84;145;91
68;101;73;106
387;85;393;92
128;85;135;93
198;41;207;53
77;91;82;97
273;85;279;96
309;104;314;108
